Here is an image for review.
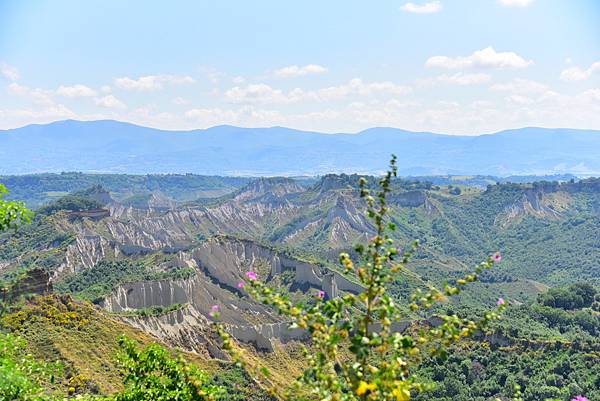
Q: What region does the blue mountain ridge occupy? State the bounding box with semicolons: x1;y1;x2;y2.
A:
1;119;599;176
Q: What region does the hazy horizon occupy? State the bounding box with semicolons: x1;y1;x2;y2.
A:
4;117;600;138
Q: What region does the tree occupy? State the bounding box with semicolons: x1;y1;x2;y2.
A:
112;337;222;401
216;156;505;401
0;183;32;232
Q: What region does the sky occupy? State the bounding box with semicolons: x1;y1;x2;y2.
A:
0;0;599;134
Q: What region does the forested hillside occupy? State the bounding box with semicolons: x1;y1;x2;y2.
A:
1;174;599;400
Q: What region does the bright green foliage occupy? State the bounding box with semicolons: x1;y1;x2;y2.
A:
111;337;222;401
217;156;504;401
0;332;59;401
0;183;32;232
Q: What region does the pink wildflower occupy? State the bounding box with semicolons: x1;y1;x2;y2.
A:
492;252;502;263
237;281;246;289
245;271;257;281
317;290;325;298
497;298;505;306
572;396;589;401
209;304;220;317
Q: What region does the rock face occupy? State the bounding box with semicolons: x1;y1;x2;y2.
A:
1;268;52;302
84;185;114;205
102;237;365;311
101;236;364;351
228;322;310;352
495;188;567;227
389;190;428;207
53;175;412;276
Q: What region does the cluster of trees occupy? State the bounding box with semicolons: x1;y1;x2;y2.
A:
537;283;596;310
414;344;600;401
54;260;195;303
38;194;104;215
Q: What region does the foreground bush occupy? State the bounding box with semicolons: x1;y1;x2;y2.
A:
110;337;222;401
0;332;59;401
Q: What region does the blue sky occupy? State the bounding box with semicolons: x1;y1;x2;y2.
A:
1;0;599;134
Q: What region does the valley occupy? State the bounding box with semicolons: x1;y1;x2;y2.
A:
1;173;599;399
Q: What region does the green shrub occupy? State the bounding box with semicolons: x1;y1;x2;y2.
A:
111;337;222;401
0;332;60;401
0;183;32;232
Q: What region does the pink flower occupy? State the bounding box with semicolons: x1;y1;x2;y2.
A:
497;298;505;306
245;271;257;281
572;396;589;401
492;252;502;263
209;304;220;317
317;290;325;298
237;281;246;289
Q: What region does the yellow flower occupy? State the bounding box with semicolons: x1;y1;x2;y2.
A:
392;386;411;401
356;381;377;396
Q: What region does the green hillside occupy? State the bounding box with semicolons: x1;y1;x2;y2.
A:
1;175;599;400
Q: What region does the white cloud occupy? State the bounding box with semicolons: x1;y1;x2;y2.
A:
225;83;288;104
199;67;225;84
183;106;286;128
172;97;190;105
490;78;552;95
8;83;53;105
400;1;442;14
560;61;600;82
0;104;76;128
232;76;246;84
425;46;533;69
505;94;534;105
56;84;97;98
94;95;127;109
274;64;328;78
418;72;491;86
582;88;600;101
114;74;196;91
101;85;112;93
224;79;411;104
185;107;240;123
317;78;412;100
498;0;534;7
0;62;19;81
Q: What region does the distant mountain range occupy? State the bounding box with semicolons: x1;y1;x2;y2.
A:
1;119;599;176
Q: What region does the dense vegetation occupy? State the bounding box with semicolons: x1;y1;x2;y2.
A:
537;283;596;310
54;260;196;303
38;194;104;215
